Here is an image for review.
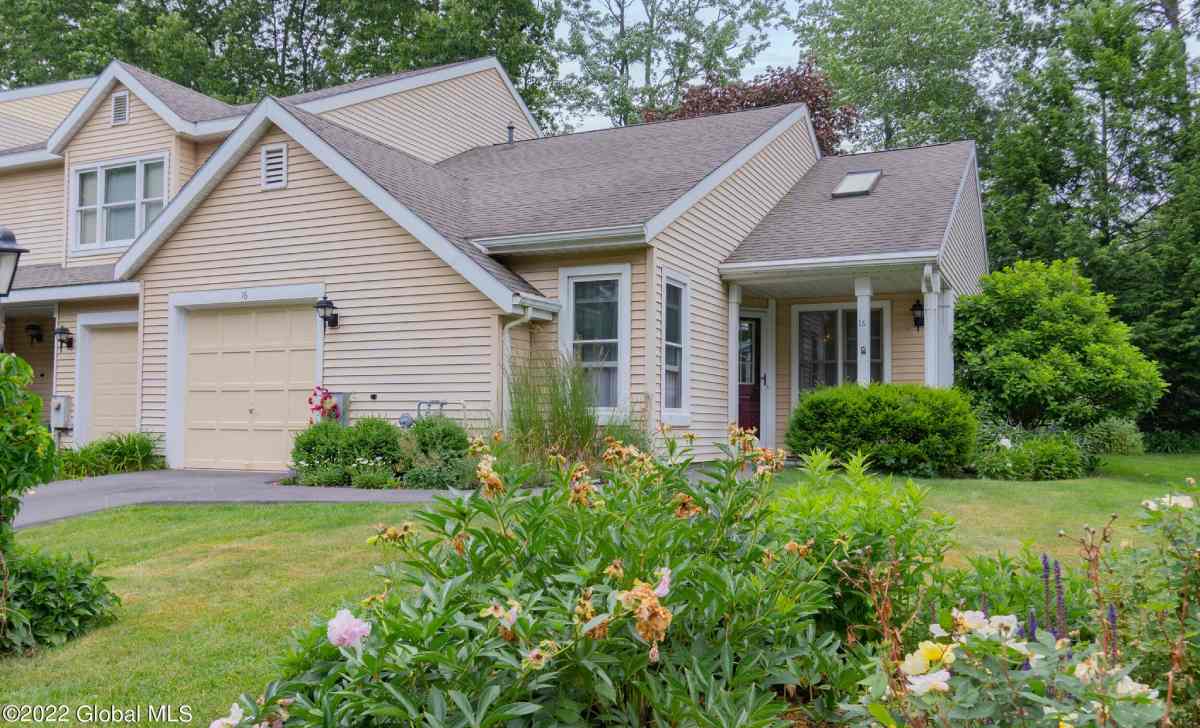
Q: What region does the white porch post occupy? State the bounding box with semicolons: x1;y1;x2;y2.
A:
854;277;872;386
939;288;956;387
922;265;941;387
727;283;742;424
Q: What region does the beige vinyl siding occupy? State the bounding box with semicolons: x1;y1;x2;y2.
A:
63;83;178;267
51;297;140;447
321;69;538;164
0;87;88;147
648;118;819;459
135;127;506;440
770;293;925;442
0;164;66;265
3;315;56;420
506;250;651;416
937;156;987;296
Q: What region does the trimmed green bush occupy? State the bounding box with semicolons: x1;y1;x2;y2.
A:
976;431;1087;480
401;453;473;489
410;415;469;458
785;383;977;475
58;432;164;479
340;417;418;475
1;549;119;654
1144;430;1200;454
291;420;344;470
1082;417;1145;456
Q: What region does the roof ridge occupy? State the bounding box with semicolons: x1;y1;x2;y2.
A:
115;60;239;113
279;57;490;104
830;139;974;158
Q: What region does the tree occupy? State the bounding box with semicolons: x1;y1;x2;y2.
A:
559;0;784;126
954;259;1165;429
791;0;998;149
641;63;859;154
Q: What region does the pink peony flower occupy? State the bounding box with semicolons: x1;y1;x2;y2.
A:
327;608;371;647
653;567;671;598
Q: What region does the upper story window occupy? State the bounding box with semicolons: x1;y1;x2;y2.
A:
662;270;690;423
559;263;631;418
72;155;166;252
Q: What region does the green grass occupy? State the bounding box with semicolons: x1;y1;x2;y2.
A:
0;503;410;726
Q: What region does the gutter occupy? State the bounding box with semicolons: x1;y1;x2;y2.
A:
719;250;940;279
499;304;537;429
476;224;647;256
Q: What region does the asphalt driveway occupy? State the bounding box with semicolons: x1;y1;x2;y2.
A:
14;470;440;529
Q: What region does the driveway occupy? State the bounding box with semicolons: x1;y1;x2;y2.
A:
14;470;440;529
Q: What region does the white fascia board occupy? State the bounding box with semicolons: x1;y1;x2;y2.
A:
5;280;140;304
476;224;646;255
719;250;940;276
643;104;813;241
0;148;62;171
297;57;542;137
115;98;525;314
0;76;96;102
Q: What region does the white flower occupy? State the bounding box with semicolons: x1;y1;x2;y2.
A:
999;436;1013;449
952;608;990;635
1144;494;1195;511
930;623;949;638
908;669;951;696
210;703;244;728
989;614;1019;637
1006;640;1044;665
901;650;930;676
1074;656;1101;684
1115;674;1157;699
326;608;371;647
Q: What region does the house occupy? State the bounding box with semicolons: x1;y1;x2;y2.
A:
0;57;988;470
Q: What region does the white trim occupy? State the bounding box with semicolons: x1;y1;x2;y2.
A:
727;284;741;425
720;250;940;275
69;152;169;254
644;104;814;241
110;90;130;126
165;283;325;468
789;300;892;409
6;280;139;304
558;263;632;422
73;309;139;446
259;142;288;190
737;306;776;447
113;98;526;312
475;224;646;255
660;268;690;426
0;76;95;102
0;148;62;171
297;57;542;137
922;265;941;387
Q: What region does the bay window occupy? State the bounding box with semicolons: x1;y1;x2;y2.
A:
72;155;166;252
662;271;689;423
791;302;891;401
559;264;631;417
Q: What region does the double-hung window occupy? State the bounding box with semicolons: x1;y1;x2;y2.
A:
791;302;891;400
662;271;689;424
560;264;631;417
73;155;166;252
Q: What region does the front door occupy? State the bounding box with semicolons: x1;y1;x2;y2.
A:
737;317;761;434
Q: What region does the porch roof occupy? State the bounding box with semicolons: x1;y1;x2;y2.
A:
13;263;115;290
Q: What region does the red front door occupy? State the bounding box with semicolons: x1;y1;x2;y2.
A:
737;317;761;434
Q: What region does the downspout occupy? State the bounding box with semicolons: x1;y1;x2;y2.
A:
499;304;535;429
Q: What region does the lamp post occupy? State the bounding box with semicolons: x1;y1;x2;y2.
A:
0;227;28;354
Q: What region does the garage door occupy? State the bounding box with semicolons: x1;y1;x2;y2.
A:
88;326;139;439
184;305;316;470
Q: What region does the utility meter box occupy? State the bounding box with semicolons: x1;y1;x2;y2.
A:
50;395;72;430
316;392;350;425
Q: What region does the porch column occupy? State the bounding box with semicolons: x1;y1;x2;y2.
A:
727;283;741;424
939;288;956;387
854;277;872;386
922;266;941;387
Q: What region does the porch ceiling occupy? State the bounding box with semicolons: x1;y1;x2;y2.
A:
730;263;926;300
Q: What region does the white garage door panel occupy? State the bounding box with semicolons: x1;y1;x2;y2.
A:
184;305;316;471
88;326;139;439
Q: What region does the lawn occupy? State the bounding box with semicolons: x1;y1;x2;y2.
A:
0;503;409;726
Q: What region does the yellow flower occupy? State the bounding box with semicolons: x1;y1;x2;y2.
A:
900;650;930;676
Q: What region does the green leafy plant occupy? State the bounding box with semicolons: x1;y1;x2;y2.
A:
976;430;1087;480
340;417;418;475
1144;430;1200;454
58;432;164;480
1083;417;1145;456
297;463;349;487
347;463;396;489
410;415;470;458
0;549;119;655
400;453;473;490
955;259;1165;429
784;383;977;476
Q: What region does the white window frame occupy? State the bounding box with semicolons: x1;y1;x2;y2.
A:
110;90;130;126
661;269;690;425
790;300;892;409
260;142;288;190
558;263;632;422
69;152;169;255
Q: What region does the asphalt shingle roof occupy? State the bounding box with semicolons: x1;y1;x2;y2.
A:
281;60;478;105
117;62;242;122
725;141;975;264
13;263;115;290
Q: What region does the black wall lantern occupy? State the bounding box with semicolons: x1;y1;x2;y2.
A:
910;300;925;330
53;325;74;351
315;296;339;331
0;226;26;299
25;323;43;344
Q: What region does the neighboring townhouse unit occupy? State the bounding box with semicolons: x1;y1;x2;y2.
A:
0;57;987;470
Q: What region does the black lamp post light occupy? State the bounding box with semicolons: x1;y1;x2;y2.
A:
911;300;925;330
315;296;339;332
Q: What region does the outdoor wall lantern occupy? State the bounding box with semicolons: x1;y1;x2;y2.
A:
910;300;925;330
315;296;339;331
25;323;43;344
53;326;74;351
0;226;26;299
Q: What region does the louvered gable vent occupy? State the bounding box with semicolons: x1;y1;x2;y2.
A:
111;91;129;126
260;143;288;189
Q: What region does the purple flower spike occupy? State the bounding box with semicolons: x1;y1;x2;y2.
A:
1041;553;1052;629
1054;560;1067;639
980;592;990;618
1107;604;1119;659
1027;608;1038;641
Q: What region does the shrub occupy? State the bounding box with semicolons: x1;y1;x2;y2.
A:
955;259;1165;429
340;417;418;475
348;464;396;490
400;453;472;489
297;463;348;487
290;420;344;470
1083;417;1145;456
1144;430;1200;454
0;354;58;556
1;549;119;655
410;415;469;458
976;430;1087;480
58;432;164;479
784;383;977;476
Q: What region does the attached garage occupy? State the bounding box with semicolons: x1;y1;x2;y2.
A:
179;302;317;471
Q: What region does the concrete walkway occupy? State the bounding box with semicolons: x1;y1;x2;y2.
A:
14;470;440;529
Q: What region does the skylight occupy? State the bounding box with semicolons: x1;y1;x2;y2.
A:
832;169;881;198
